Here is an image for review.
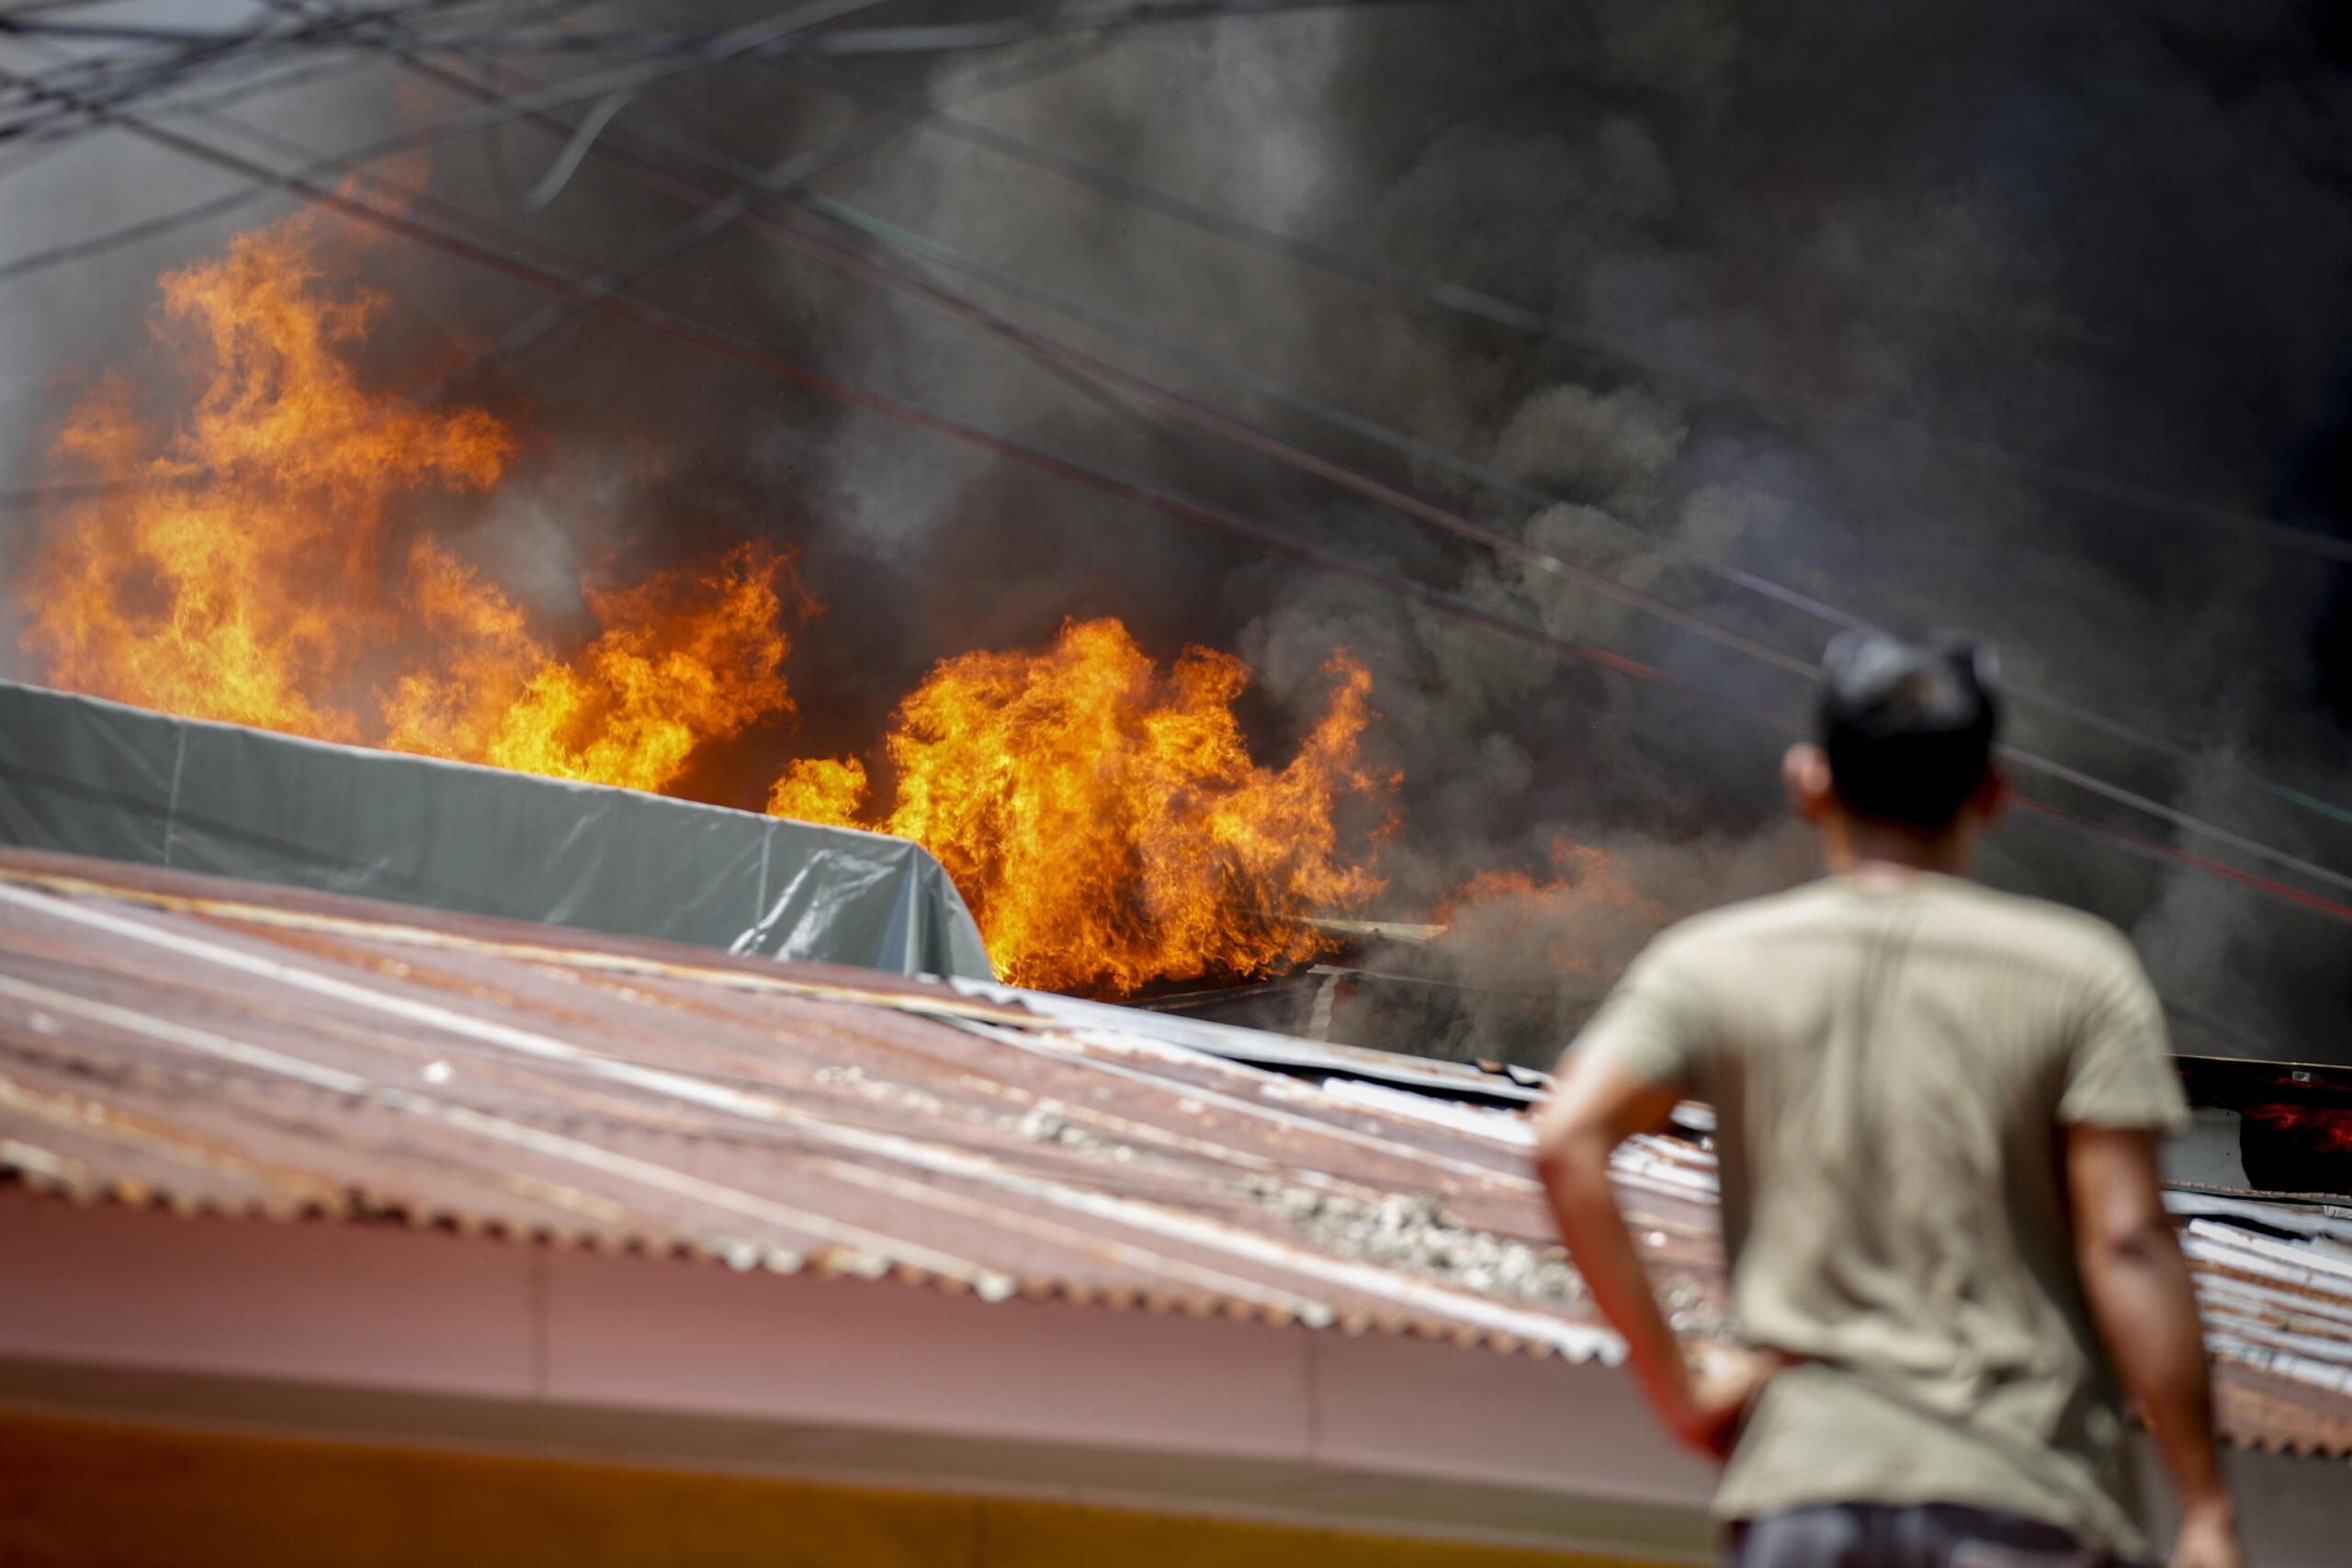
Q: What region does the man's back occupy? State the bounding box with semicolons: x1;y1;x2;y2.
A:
1580;873;2188;1556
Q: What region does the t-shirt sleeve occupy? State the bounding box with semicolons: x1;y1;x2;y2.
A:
2060;941;2189;1133
1568;934;1708;1092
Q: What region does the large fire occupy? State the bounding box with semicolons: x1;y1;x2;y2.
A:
17;209;1399;996
770;618;1395;994
18;209;797;796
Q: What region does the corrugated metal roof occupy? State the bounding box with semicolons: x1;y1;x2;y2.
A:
0;846;2346;1459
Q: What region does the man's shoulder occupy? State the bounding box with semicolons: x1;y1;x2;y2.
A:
1648;877;2137;976
1918;879;2141;973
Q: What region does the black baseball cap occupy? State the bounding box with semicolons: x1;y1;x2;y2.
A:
1816;630;2002;829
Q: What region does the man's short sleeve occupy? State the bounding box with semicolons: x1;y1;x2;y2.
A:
1569;933;1708;1092
2060;940;2189;1132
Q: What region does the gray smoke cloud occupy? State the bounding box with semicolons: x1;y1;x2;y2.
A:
3;1;2347;1061
786;0;2352;1062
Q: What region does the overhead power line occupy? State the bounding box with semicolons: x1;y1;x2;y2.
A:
511;43;2352;856
0;0;889;283
0;0;594;177
0;0;206;16
0;0;883;148
777;60;2352;571
483;0;2352;844
0;2;457;49
0;0;1477;60
429;0;1485;54
0;0;537;147
10;28;2349;922
288;17;2352;884
681;61;2352;838
9;16;2347;906
0;47;371;161
18;2;2352;575
18;67;2352;938
681;199;2352;900
409;39;1122;406
771;190;2352;833
542;6;2352;853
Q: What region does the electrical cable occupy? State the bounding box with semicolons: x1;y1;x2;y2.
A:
0;47;368;168
0;0;881;149
0;0;1483;58
414;1;2342;840
710;79;2352;838
0;0;889;289
0;40;277;139
457;55;2352;885
0;42;373;151
23;83;2352;935
712;202;2352;898
0;0;531;146
436;0;1486;55
0;6;394;47
164;0;1150;454
10;13;2349;907
412;37;1129;410
0;0;619;295
0;0;421;115
0;0;214;17
782;59;2352;571
748;201;2352;886
12;30;2339;1064
368;19;1205;473
9;17;2333;893
243;28;2352;869
359;5;2352;847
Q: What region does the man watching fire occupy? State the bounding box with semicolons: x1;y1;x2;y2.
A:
1535;632;2241;1568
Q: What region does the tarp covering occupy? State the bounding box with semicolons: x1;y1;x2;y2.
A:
0;681;994;981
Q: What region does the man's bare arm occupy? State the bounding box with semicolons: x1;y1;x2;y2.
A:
1534;1052;1770;1458
2065;1123;2240;1568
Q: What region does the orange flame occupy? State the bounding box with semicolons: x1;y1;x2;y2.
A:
768;756;871;827
20;209;1414;998
385;543;799;795
18;209;797;796
771;617;1394;995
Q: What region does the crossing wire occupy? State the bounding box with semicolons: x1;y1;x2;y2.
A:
6;11;2348;897
18;71;2352;935
748;59;2352;838
780;57;2352;574
443;40;2352;868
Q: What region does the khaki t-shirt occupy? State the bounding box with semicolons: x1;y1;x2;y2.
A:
1573;874;2188;1558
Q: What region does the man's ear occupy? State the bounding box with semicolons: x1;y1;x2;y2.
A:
1783;743;1834;822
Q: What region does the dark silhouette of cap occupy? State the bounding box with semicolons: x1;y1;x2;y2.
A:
1816;631;2002;829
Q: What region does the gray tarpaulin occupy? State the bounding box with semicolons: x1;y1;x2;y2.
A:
0;681;994;981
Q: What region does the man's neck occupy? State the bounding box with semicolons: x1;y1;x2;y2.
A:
1824;818;1974;880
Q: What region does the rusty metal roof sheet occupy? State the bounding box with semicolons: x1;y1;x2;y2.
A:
0;845;2346;1459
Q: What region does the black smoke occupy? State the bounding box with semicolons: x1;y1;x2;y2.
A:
4;0;2349;1062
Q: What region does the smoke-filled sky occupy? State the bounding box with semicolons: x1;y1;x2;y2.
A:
4;0;2349;1062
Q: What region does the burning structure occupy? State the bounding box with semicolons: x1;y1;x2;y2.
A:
8;194;1687;1048
0;15;2348;1562
3;2;2347;1071
10;203;1419;1001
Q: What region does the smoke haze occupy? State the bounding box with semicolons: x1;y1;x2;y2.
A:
4;0;2348;1062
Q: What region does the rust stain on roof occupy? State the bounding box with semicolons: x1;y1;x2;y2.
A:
0;846;2345;1459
